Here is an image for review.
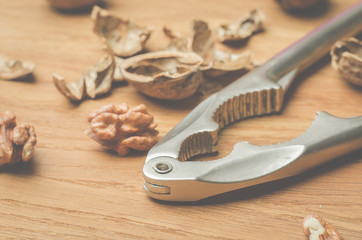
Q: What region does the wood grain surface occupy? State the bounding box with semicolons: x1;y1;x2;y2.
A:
1;0;361;239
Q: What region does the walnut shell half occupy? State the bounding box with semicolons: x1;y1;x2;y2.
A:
53;55;115;102
91;6;152;57
0;54;35;80
121;51;203;100
331;37;362;87
164;20;253;77
215;9;265;43
275;0;323;10
47;0;99;10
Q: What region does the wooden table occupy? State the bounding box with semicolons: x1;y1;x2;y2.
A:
1;0;361;239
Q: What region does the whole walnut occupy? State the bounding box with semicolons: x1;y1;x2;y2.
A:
85;104;159;156
0;111;37;166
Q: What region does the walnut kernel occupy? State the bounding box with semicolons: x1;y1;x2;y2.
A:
303;215;343;240
0;111;37;166
85;104;158;156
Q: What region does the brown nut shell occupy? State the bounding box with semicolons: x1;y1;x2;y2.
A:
164;20;253;77
121;51;203;100
53;55;115;102
331;37;362;87
275;0;323;10
91;6;152;57
215;9;265;43
47;0;99;10
0;54;35;80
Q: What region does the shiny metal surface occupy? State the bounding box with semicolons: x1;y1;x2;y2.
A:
143;2;362;201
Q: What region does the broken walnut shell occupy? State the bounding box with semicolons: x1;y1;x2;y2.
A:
303;215;343;240
121;51;203;100
0;54;35;80
275;0;323;10
0;111;37;167
163;26;191;52
202;49;252;77
47;0;99;10
113;57;126;82
91;6;152;57
53;55;115;101
164;20;253;77
215;9;265;43
85;103;158;156
331;37;362;87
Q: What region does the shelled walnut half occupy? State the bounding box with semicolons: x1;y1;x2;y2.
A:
0;111;37;166
0;54;35;80
91;6;153;57
53;55;115;101
120;51;203;100
331;37;362;87
85;104;158;156
303;215;343;240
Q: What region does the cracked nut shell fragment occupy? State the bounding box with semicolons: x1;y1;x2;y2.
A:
192;20;253;76
0;111;37;167
0;54;35;80
165;20;253;77
275;0;323;10
303;215;343;240
215;9;265;43
85;104;158;156
121;51;203;100
47;0;99;10
331;37;362;87
53;55;115;101
91;6;152;57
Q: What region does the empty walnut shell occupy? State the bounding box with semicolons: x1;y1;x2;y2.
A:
331;37;362;87
202;49;252;77
0;111;37;167
164;20;253;77
113;57;125;82
0;54;35;80
163;26;191;52
275;0;323;10
47;0;99;10
215;9;265;43
121;51;203;100
91;6;152;57
53;55;115;101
